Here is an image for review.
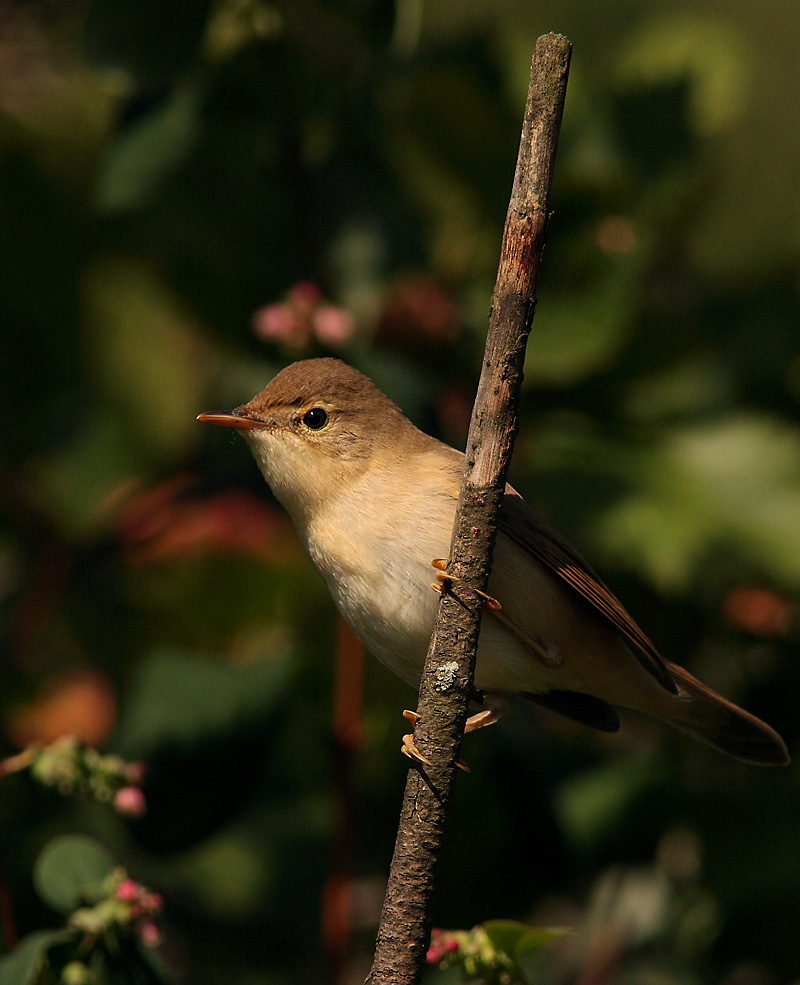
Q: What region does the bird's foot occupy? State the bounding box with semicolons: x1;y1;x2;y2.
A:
464;694;506;733
401;710;432;766
401;710;470;772
430;559;502;611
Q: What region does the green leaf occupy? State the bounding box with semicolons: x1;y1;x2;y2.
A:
482;920;530;955
533;412;800;593
483;921;569;959
0;930;72;985
82;257;209;464
617;13;750;136
113;646;294;758
512;926;571;958
28;416;140;541
553;749;663;850
95;83;201;213
523;285;632;386
593;414;800;591
33;835;116;914
171;829;271;920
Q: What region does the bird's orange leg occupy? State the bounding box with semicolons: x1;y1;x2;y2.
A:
464;693;506;733
408;562;505;770
430;559;502;610
401;694;506;772
401;710;433;767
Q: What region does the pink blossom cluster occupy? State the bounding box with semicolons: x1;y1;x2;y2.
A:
426;927;461;965
252;281;356;350
69;868;164;950
115;877;164;947
425;925;521;984
27;735;147;816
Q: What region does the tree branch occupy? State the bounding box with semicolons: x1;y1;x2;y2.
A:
365;33;572;985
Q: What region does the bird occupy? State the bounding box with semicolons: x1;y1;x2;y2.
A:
198;357;788;765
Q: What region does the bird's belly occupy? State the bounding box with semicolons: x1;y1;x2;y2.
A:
324;559;562;696
324;558;441;685
306;498;451;687
305;495;604;698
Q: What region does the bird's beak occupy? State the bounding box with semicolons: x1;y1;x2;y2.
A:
196;410;266;430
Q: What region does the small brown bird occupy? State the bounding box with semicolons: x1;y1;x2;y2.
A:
198;358;788;765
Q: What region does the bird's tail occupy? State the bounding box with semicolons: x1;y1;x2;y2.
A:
660;661;788;765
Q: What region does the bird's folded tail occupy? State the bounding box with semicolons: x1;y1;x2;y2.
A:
662;662;789;765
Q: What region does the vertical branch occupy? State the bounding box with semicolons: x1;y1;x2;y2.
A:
366;33;572;985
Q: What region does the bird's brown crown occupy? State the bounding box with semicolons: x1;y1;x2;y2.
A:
241;358;399;416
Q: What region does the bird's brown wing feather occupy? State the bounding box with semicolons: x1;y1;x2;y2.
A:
498;489;678;694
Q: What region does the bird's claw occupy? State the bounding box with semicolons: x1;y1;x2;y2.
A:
429;559;502;611
401;710;470;771
401;720;432;767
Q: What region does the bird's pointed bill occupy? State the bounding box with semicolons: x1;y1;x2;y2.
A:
197;411;265;430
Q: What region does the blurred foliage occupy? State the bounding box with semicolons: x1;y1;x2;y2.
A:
1;0;800;983
425;922;570;984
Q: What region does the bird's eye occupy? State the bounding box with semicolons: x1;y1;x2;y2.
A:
302;407;328;430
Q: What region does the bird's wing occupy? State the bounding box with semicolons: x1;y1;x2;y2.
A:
498;489;677;694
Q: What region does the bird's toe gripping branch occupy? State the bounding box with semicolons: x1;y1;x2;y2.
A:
411;563;508;771
430;559;502;611
401;710;470;772
400;710;433;767
400;693;507;772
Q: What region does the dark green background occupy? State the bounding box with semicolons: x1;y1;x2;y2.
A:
2;1;799;983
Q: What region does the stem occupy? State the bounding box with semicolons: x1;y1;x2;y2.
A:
324;618;365;985
365;33;572;985
0;747;37;779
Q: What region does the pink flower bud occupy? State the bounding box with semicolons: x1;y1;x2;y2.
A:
116;879;141;903
114;786;147;818
126;761;147;784
312;305;356;346
425;947;444;965
137;920;162;948
287;280;322;311
252;304;305;345
143;892;164;913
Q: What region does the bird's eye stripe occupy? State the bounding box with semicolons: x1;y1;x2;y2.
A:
302;407;328;430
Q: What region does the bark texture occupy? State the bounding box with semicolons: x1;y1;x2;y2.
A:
366;33;572;985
